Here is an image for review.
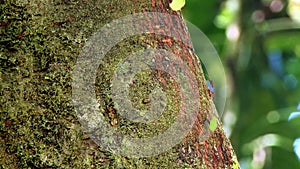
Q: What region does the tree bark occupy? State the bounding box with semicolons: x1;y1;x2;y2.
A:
0;0;239;168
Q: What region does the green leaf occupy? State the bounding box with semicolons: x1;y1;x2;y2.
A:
169;0;185;11
232;156;240;169
209;117;218;131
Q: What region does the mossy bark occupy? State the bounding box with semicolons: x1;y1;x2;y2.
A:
0;0;239;168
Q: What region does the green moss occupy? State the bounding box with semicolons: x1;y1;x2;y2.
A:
0;0;238;168
0;0;183;168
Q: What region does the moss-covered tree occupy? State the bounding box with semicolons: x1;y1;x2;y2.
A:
0;0;239;168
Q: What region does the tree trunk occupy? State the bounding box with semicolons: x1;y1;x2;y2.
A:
0;0;239;168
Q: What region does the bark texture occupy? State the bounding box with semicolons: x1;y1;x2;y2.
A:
0;0;239;168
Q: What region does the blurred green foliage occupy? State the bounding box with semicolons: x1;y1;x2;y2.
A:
183;0;300;169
